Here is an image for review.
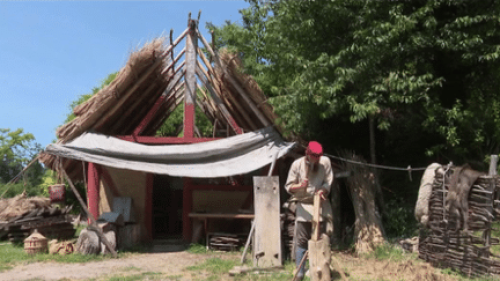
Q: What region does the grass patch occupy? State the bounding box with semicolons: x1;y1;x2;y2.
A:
0;264;12;272
187;243;209;254
186;257;238;274
441;267;500;281
366;242;413;262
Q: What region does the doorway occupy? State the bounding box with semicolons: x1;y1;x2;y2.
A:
152;175;183;239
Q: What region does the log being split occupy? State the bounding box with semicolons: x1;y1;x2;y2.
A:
59;163;118;258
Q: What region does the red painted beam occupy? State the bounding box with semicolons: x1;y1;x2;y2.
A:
117;136;220;144
184;103;195;139
133;95;167;136
87;163;101;224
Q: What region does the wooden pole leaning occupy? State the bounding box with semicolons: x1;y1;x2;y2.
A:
59;161;118;258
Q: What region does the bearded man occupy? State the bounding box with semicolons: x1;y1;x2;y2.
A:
285;141;333;280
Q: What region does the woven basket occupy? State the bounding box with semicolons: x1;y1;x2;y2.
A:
24;229;48;255
49;184;66;203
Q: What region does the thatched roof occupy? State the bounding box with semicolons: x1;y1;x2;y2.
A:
39;23;294;181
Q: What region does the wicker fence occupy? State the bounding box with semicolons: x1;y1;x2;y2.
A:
419;172;500;277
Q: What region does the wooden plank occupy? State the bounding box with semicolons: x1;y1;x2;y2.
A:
253;176;281;267
312;192;321;241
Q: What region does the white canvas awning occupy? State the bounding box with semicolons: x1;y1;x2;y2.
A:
44;126;296;178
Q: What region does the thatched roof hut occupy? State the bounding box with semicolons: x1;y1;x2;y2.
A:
39;16;298;243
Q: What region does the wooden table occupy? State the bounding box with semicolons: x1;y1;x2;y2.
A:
189;213;255;248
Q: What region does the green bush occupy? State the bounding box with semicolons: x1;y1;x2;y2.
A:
383;199;418;238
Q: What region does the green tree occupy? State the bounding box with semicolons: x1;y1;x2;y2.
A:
0;128;45;198
0;128;42;184
211;0;500;167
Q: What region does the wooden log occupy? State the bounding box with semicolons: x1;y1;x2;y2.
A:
308;234;331;281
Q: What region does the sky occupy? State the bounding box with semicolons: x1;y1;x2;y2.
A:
0;0;249;149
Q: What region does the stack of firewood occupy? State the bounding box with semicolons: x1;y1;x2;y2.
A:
208;233;244;251
0;205;74;243
419;173;500;277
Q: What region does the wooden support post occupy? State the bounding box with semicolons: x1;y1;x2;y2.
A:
184;17;198;139
87;163;100;224
59;163;118;258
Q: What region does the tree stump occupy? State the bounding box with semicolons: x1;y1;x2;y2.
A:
308;234;331;281
339;151;385;254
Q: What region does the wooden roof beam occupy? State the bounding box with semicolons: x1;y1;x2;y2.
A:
197;60;253;132
197;53;258;131
196;67;242;134
196;29;271;127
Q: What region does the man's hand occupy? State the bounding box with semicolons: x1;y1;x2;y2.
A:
316;189;328;200
290;179;308;192
299;179;309;189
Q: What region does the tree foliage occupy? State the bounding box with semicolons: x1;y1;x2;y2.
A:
210;0;500;167
0;128;43;185
0;128;45;198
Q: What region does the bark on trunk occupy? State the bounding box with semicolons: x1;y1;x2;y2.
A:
339;151;385;254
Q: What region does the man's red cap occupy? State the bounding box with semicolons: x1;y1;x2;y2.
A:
306;141;323;156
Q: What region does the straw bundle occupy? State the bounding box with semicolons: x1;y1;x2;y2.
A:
0;193;51;221
56;38;168;143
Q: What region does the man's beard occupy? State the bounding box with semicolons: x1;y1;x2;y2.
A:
307;160;319;173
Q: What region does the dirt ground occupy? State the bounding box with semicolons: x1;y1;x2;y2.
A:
0;248;485;281
0;251;211;281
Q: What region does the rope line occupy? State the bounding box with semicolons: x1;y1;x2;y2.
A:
299;144;427;172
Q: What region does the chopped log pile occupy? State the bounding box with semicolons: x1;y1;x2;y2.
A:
0;194;74;243
419;172;500;277
208;232;244;251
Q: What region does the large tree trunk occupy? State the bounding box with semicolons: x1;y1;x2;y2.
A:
339;151;385;254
